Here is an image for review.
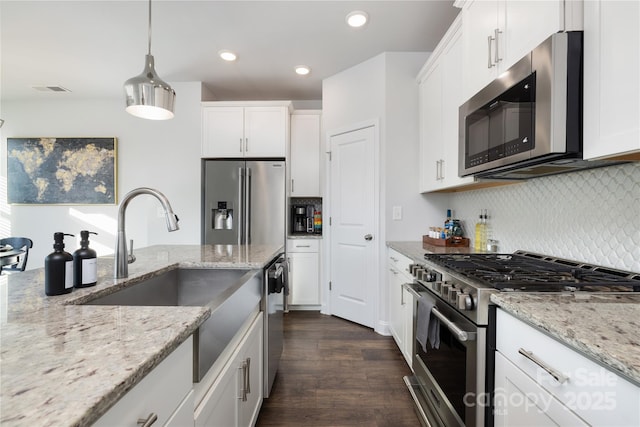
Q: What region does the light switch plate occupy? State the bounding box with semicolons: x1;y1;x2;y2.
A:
392;206;402;220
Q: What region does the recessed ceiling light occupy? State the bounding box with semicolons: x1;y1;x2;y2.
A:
219;50;237;61
346;11;368;28
294;65;311;76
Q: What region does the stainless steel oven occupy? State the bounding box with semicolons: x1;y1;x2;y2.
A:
404;251;640;427
404;282;486;427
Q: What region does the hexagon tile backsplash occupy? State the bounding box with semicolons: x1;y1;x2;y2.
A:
449;162;640;272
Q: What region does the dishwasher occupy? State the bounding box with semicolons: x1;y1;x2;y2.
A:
263;253;288;398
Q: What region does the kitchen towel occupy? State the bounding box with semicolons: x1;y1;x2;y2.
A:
416;292;440;352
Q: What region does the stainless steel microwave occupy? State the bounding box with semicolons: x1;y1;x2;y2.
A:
458;32;586;180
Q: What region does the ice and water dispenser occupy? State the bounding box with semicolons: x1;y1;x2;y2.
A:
213;201;233;230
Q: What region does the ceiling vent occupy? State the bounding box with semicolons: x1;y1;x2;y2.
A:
31;85;71;92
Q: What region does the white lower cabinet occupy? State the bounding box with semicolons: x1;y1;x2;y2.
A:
286;239;320;307
387;248;413;368
495;308;640;426
195;313;263;427
94;336;194;427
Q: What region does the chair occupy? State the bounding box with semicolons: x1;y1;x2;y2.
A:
0;237;33;273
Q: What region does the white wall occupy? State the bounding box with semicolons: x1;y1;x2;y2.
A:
322;52;448;334
322;52;447;243
1;82;203;269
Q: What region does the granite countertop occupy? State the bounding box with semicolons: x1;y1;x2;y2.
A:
492;293;640;387
0;243;283;427
387;241;471;262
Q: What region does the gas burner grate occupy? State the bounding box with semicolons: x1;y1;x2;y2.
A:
423;252;640;292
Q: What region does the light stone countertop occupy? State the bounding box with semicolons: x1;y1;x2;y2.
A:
387;241;471;262
0;244;284;427
491;293;640;387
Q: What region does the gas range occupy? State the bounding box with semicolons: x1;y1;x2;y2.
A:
409;250;640;326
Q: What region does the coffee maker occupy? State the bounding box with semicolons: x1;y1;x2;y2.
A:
292;205;308;233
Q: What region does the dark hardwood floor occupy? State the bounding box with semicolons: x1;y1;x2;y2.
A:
256;311;421;426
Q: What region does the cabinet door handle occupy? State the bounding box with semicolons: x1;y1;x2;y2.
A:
245;357;251;396
240;360;248;401
245;138;249;152
287;257;292;273
487;35;495;68
291;178;294;193
440;159;445;180
400;285;405;305
435;160;440;180
239;138;243;153
296;245;311;248
494;28;502;64
137;413;158;427
518;348;569;384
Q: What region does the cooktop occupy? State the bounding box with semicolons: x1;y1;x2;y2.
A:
423;251;640;292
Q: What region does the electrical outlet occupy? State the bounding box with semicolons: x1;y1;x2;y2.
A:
392;206;402;220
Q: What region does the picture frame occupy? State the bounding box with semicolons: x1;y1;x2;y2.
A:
7;137;117;205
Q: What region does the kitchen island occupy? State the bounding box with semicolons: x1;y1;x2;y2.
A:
0;244;283;427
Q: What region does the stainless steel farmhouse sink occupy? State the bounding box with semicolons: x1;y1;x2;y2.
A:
83;268;262;382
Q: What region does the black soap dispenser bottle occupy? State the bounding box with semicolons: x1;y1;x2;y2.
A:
45;232;75;296
73;230;98;288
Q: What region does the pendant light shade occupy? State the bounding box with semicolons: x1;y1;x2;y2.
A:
124;0;175;120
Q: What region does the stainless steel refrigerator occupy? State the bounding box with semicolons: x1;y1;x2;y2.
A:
202;159;286;247
201;158;287;399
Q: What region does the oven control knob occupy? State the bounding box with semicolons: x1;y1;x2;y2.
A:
447;286;458;302
457;293;474;311
415;268;426;279
441;283;451;297
432;281;442;293
423;270;436;282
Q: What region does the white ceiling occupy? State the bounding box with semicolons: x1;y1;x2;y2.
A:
1;1;459;103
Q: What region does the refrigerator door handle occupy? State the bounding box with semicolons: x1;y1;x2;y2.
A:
245;167;252;244
238;167;245;245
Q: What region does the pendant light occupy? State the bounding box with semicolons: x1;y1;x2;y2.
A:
124;0;175;120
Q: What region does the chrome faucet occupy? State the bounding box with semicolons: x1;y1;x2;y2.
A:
114;187;179;279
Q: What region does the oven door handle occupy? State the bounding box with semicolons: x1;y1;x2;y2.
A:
431;307;476;342
402;283;422;300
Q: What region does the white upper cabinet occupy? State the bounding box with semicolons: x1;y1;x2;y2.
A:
583;0;640;160
202;102;291;158
418;15;475;192
290;111;321;197
460;0;579;102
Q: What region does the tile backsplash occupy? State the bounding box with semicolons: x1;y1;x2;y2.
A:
449;162;640;272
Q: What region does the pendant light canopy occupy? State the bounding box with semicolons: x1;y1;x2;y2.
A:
124;0;175;120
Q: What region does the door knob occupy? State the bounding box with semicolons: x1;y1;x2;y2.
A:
364;234;373;241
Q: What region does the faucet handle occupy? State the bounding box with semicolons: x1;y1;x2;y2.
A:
128;239;136;264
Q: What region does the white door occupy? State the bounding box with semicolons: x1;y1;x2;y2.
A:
329;126;376;328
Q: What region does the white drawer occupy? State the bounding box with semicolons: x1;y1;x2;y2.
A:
287;239;319;252
496;309;640;426
387;248;413;280
94;336;193;427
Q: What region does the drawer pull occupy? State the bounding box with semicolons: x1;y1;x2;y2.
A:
137;413;158;427
295;245;311;248
518;348;569;384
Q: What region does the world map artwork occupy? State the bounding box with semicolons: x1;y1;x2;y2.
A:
7;137;116;204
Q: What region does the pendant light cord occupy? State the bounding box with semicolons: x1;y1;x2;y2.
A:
147;0;152;55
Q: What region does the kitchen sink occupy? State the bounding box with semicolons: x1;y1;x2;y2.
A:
83;268;263;382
